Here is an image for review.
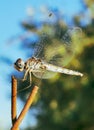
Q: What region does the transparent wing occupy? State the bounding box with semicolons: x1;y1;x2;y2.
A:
33;27;82;67
33;70;57;79
33;33;50;59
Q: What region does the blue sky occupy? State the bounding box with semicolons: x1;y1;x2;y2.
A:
0;0;85;129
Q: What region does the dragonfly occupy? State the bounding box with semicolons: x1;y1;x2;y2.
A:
14;27;83;87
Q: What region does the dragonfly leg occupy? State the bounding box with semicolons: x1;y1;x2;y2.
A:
22;68;30;81
18;69;32;92
18;71;32;92
22;71;32;91
29;71;32;86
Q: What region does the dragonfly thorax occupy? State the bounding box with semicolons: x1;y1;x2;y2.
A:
24;57;43;70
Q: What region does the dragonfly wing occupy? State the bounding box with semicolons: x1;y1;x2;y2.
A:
33;34;49;59
33;27;82;67
32;70;57;79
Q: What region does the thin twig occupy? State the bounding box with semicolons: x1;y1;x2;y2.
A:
11;76;17;125
11;85;39;130
11;76;19;130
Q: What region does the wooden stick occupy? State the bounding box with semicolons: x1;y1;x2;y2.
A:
11;86;39;130
11;76;19;130
11;76;17;124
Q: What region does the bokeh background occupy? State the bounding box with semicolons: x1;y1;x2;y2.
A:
0;0;94;130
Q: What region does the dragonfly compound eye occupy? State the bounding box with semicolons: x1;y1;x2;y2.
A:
14;58;25;71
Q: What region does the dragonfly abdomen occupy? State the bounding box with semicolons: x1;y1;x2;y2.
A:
45;63;83;77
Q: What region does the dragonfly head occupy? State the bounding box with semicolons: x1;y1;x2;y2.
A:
14;58;25;71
